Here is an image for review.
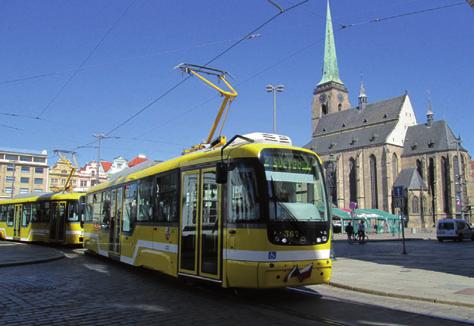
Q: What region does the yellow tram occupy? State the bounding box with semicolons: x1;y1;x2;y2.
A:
0;192;85;245
83;133;332;288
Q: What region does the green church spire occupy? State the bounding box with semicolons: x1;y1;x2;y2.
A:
318;0;343;85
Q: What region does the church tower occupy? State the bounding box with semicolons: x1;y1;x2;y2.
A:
312;0;351;135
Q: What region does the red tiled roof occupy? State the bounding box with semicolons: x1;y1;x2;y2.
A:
101;161;112;172
128;155;148;168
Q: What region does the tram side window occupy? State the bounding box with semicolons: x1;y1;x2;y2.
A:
85;195;94;222
31;204;40;223
22;204;31;227
40;202;51;223
0;205;6;222
155;172;178;223
67;201;81;222
7;205;14;226
123;182;138;232
92;192;103;223
102;191;111;225
228;163;261;223
138;177;153;222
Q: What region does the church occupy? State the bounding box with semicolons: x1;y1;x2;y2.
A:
305;1;472;230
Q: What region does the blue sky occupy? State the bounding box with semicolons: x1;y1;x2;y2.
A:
1;0;473;165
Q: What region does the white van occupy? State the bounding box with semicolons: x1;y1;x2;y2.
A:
436;218;474;242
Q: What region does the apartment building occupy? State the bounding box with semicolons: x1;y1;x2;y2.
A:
0;147;48;198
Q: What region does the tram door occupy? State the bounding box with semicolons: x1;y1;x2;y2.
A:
50;202;66;242
109;188;122;254
179;169;221;280
13;204;22;239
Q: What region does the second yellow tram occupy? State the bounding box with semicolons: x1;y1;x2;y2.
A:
0;192;85;245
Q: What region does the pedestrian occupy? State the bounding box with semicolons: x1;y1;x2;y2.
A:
345;222;354;242
358;220;366;243
373;223;378;234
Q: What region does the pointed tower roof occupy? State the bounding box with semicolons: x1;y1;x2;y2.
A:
318;0;343;86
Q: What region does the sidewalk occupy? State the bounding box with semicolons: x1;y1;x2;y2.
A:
332;230;436;241
0;240;64;267
318;239;474;310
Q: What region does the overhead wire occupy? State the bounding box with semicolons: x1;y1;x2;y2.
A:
130;1;464;145
35;0;138;119
102;0;310;137
339;1;466;29
0;37;242;87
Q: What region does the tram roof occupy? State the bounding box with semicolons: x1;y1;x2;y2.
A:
0;191;85;204
88;142;319;193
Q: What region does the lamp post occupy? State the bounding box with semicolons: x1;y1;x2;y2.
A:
93;133;119;186
265;84;284;133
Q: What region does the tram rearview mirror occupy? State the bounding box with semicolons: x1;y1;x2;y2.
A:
216;161;228;184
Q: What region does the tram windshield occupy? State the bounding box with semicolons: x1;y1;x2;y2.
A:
261;149;328;222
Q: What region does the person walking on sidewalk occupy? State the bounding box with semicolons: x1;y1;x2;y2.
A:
345;222;354;242
358;220;366;243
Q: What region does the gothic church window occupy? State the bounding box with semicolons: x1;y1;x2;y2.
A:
412;196;419;214
349;158;357;205
392;153;398;181
370;155;378;209
440;156;450;214
322;104;328;115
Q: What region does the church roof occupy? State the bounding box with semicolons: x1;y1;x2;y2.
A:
305;95;406;154
402;120;465;156
318;0;343;85
393;168;426;190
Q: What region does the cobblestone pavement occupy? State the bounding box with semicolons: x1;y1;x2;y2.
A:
0;249;471;325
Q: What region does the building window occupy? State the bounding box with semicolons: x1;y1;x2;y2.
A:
6;176;14;183
412;196;419;213
392;153;398;182
20;156;32;162
322;104;328;115
21;166;30;173
80;180;87;187
428;158;435;223
5;187;12;194
20;188;29;194
5;154;17;161
34;189;42;193
325;161;337;206
33;157;46;163
34;178;43;185
440;156;450;213
370;155;378;209
349;158;357;205
35;167;44;174
7;164;14;172
20;177;29;184
51;178;58;184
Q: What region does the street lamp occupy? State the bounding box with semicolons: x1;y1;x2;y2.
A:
266;84;285;133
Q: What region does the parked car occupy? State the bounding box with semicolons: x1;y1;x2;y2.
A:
436;218;474;242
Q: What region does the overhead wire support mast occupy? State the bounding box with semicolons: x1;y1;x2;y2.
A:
176;63;238;154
